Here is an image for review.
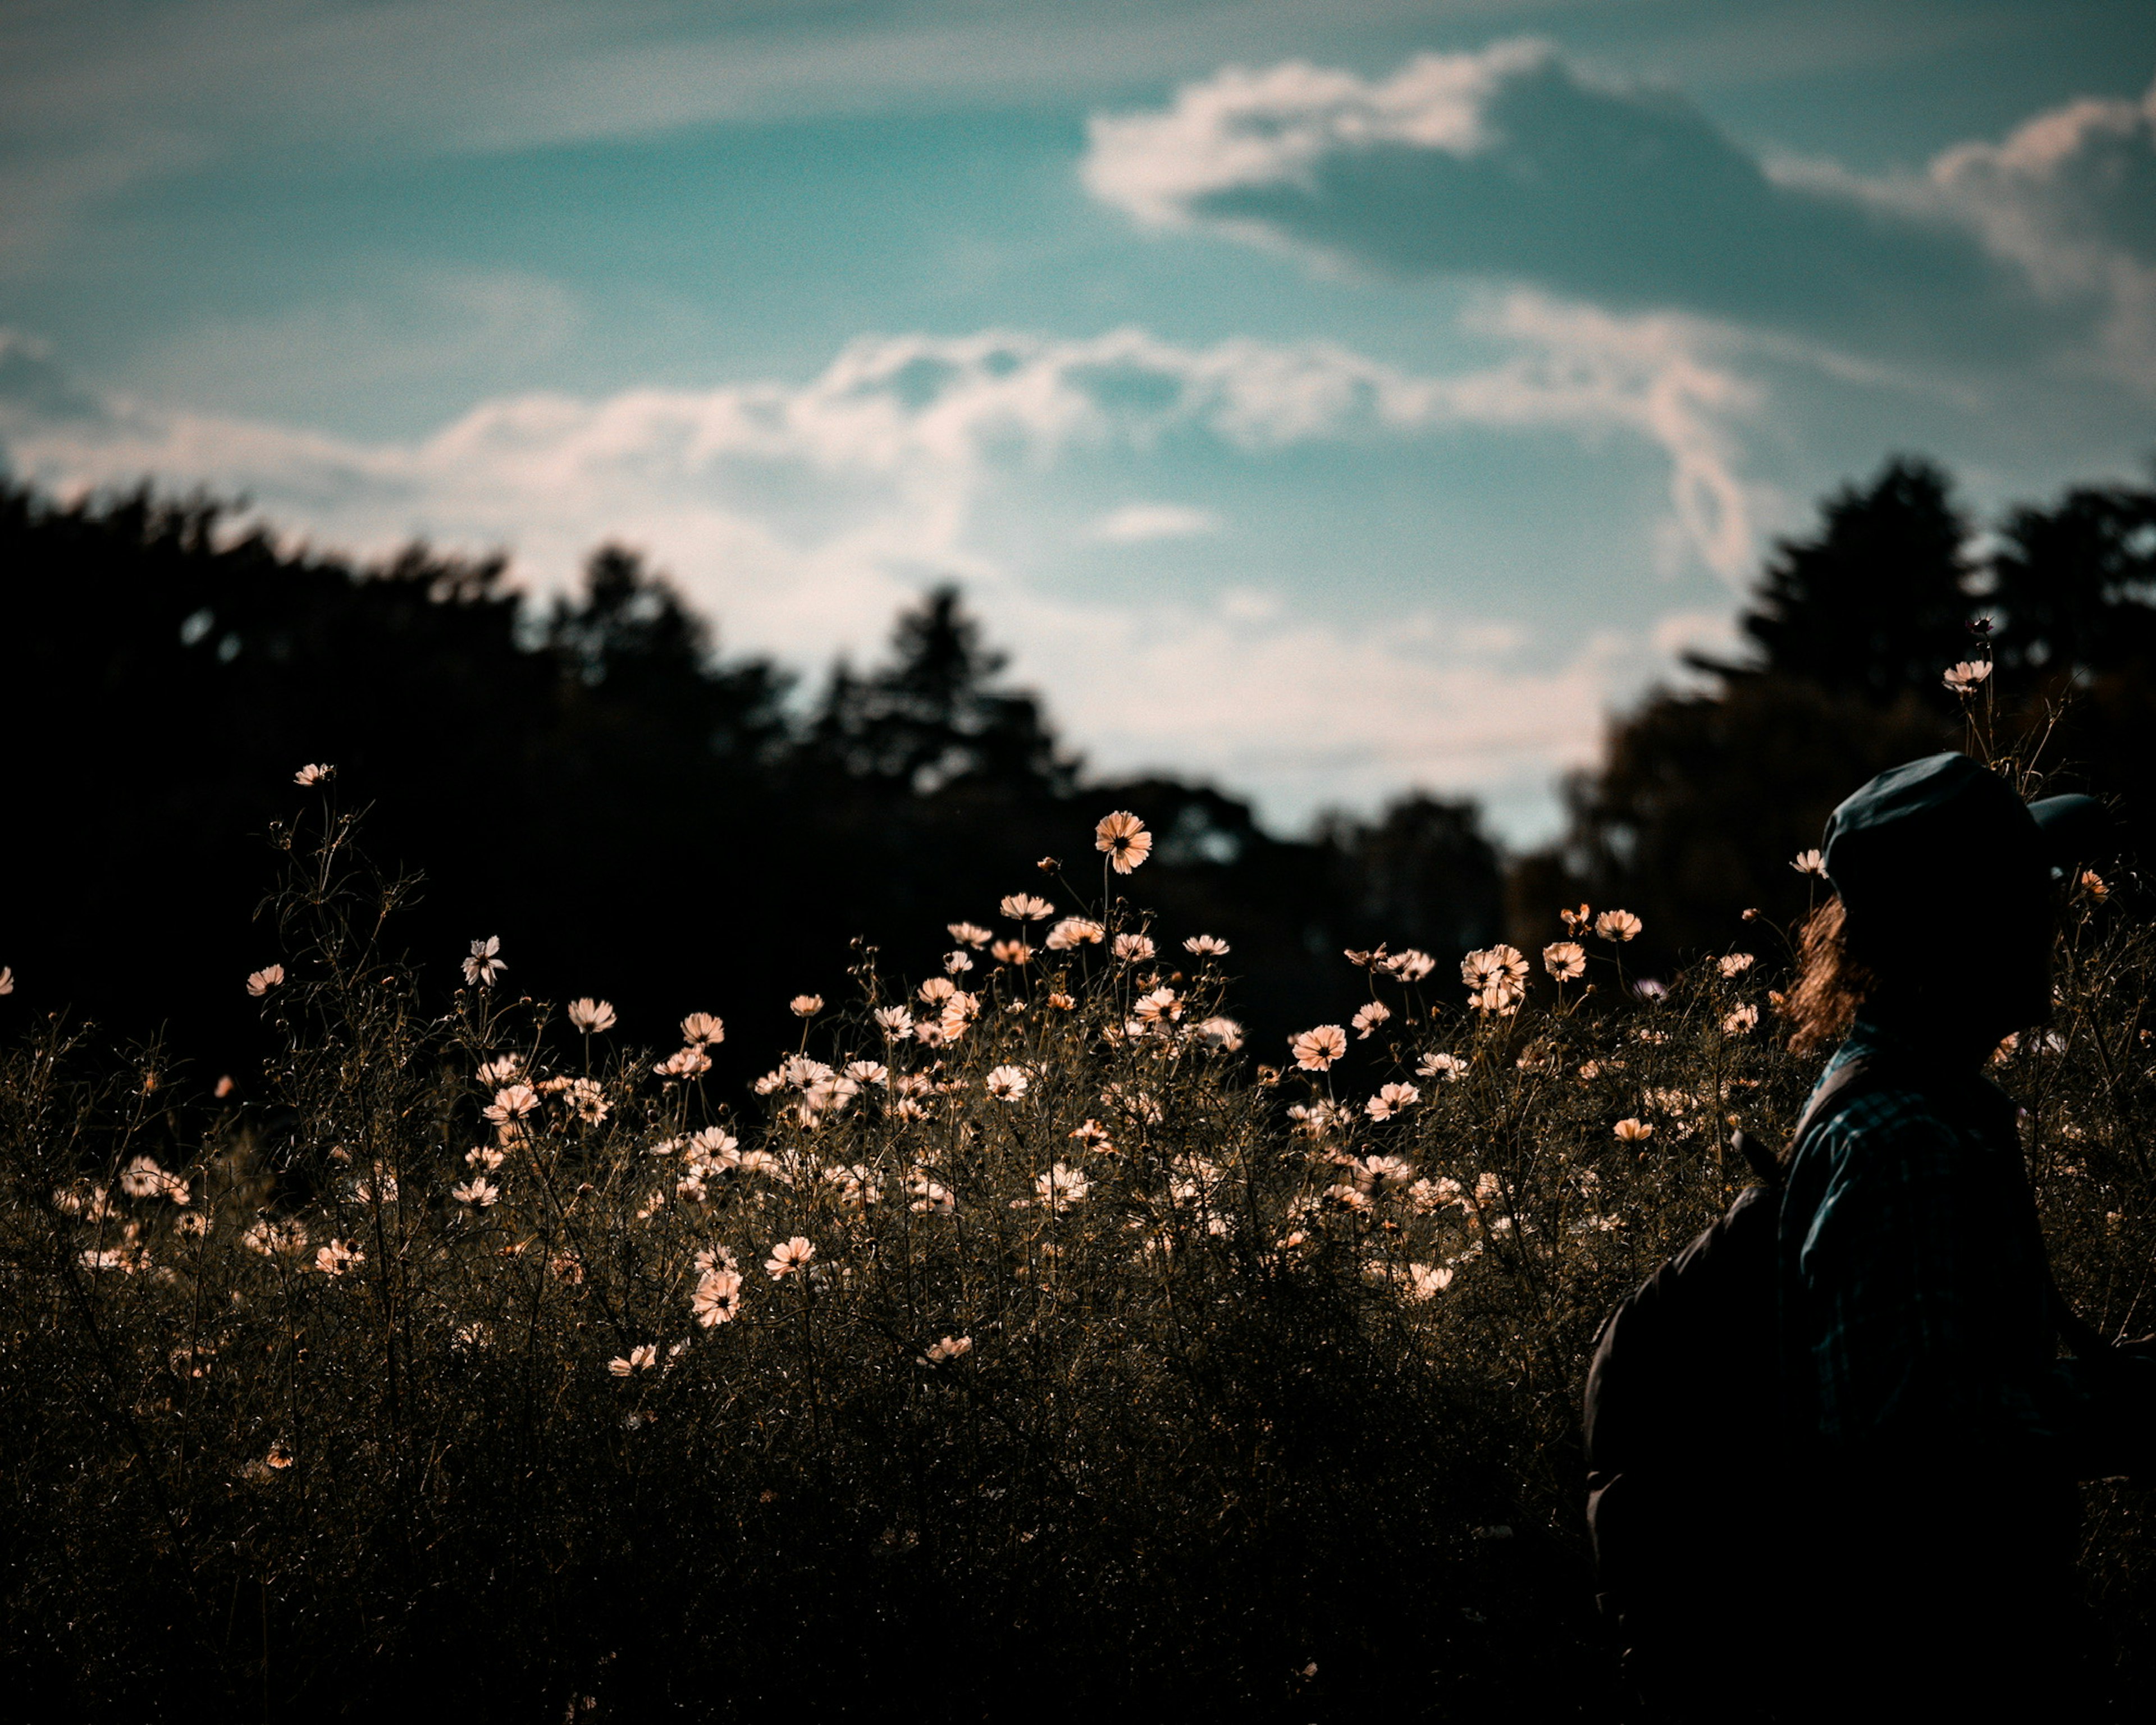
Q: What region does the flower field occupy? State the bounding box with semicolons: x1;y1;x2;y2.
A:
5;788;2156;1721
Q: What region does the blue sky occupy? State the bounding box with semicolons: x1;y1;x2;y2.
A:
3;1;2154;839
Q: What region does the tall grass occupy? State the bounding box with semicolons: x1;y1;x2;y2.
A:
3;789;2153;1721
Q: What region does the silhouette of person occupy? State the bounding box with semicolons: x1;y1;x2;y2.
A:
1775;753;2150;1717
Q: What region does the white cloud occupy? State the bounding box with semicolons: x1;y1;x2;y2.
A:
1082;45;2156;385
1925;78;2156;387
1091;501;1222;543
0;313;1754;832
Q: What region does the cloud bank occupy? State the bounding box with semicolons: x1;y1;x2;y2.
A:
1084;44;2156;386
0;312;1750;832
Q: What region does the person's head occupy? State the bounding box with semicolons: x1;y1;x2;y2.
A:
1784;754;2109;1056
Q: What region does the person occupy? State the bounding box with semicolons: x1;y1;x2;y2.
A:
1774;753;2151;1717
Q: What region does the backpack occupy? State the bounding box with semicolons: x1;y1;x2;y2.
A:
1579;1059;1881;1644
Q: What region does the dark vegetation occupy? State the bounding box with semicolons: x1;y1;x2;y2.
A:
2;455;2156;1721
0;482;1503;1081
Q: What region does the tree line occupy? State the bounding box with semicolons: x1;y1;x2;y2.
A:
2;454;2150;1076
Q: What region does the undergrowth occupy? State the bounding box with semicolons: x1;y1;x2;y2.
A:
3;782;2153;1721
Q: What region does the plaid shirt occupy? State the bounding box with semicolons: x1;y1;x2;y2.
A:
1776;1018;2085;1466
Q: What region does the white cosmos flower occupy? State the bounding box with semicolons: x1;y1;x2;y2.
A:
1289;1026;1348;1071
985;1065;1030;1101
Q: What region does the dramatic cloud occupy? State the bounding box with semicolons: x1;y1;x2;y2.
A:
1084;45;2156;381
1924;80;2156;383
0;314;1747;830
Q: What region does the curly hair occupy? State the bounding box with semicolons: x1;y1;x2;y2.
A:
1783;896;1875;1056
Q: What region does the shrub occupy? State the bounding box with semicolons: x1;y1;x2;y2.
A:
3;794;2153;1721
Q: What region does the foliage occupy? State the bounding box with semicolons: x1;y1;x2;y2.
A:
0;481;1502;1082
1531;455;2156;969
6;786;2154;1721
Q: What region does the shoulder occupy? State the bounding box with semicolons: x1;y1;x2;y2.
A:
1782;1083;1974;1233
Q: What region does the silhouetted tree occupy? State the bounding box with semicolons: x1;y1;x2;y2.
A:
1697;456;1973;709
1990;479;2156;677
0;484;1504;1078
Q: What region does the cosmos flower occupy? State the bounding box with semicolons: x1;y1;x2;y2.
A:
1791;849;1827;878
451;1178;500;1207
1405;1264;1455;1301
1135;987;1181;1024
1723;1004;1760;1036
1365;1083;1420;1120
990;939;1033;964
1382;949;1436;981
246;964;285;998
2082;870;2109;901
1942;660;1993;694
1351;1001;1391;1038
985;1064;1030;1101
1718;953;1756;977
790;995;824;1018
485;1084;538;1122
1593;910;1642;943
1184;935;1231;957
0;966;12;995
1461;945;1528;991
1000;894;1056;922
568;1077;610;1124
918;977;958;1005
1095;811;1153;873
315;1239;365;1276
944;951;975;974
907;1172;953;1212
242;1218;309;1257
845;1060;890;1087
1112;932;1155;963
462;937;506;987
692;1270;744;1326
293;763;334;786
563;998;616;1035
1035;1163;1090;1205
1614;1118;1654;1142
655;1039;715;1078
921;1335;972;1365
874;1005;915;1037
948;922;993;948
1559;904;1592;931
1417;1052;1466;1081
1289;1025;1349;1071
679;1010;723;1044
1047;917;1106;950
1542;942;1586;981
1069;1119;1112;1149
1193;1016;1243;1051
765;1237;816;1279
118;1156;167;1198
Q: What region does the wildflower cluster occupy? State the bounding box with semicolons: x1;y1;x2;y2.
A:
5;790;2155;1718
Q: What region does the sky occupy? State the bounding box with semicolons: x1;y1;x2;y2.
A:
2;1;2153;841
